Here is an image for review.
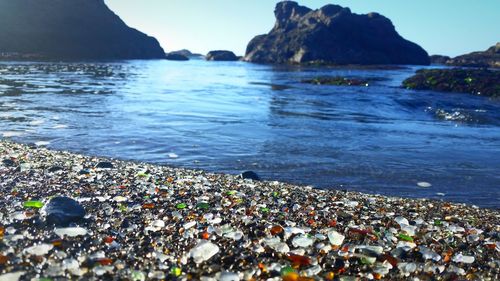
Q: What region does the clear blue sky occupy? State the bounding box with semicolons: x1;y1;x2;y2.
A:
106;0;499;57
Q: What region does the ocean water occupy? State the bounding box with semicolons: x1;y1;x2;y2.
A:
0;59;499;208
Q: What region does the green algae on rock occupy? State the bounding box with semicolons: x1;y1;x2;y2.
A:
403;68;500;97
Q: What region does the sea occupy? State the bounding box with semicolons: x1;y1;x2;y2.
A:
0;59;499;208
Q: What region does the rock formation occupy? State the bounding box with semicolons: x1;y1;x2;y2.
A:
0;0;165;60
206;50;239;61
245;1;430;65
403;69;500;97
430;55;451;65
446;43;500;68
165;53;190;61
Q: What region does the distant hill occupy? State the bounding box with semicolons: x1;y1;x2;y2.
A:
446;43;500;68
245;1;430;65
0;0;165;60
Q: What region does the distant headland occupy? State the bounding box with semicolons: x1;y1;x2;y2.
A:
0;0;165;60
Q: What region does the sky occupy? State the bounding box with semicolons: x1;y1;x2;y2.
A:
106;0;500;57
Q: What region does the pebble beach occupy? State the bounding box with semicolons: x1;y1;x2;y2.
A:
0;140;499;281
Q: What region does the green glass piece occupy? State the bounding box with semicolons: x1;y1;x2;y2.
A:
170;267;182;277
280;266;296;276
23;200;44;209
176;203;187;209
196;202;210;210
398;233;414;242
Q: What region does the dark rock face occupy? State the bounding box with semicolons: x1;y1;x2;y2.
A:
403;68;500;97
165;53;189;61
168;49;203;58
206;50;239;61
241;171;261;181
95;161;114;169
0;0;165;60
245;1;430;65
430;55;451;65
43;197;86;225
447;43;500;68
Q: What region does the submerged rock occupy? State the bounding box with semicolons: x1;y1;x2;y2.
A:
447;43;500;68
206;50;239;61
302;76;371;86
403;68;500;97
245;1;430;65
0;0;165;60
42;197;86;225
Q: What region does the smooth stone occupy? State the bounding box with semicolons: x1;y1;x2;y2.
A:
42;197;86;226
189;241;220;263
2;159;15;167
0;272;25;281
79;169;91;175
240;171;260;181
24;243;54;255
452;253;475;264
48;166;64;173
327;229;345;246
55;227;88;238
95;161;113;169
218;272;240;281
292;235;314;248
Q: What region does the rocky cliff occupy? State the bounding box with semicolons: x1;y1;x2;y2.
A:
245;1;430;65
446;43;500;68
0;0;165;60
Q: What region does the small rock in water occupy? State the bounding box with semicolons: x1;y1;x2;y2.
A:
95;161;114;169
240;171;260;181
42;197;86;225
417;182;432;188
189;241;220;263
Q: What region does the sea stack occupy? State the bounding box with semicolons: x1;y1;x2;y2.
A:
245;1;430;65
0;0;165;60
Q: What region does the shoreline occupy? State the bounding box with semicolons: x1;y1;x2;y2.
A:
0;140;499;280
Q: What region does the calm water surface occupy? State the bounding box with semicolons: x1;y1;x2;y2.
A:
0;60;499;208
